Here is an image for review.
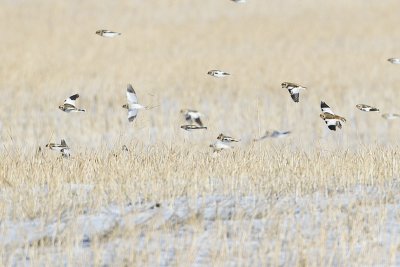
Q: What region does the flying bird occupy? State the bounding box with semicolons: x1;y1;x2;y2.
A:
180;125;207;131
388;58;400;64
231;0;246;3
281;82;306;103
180;109;204;126
382;113;400;120
320;101;346;131
59;94;85;113
95;30;121;38
356;104;379;112
254;130;291;141
217;133;240;143
46;139;70;157
122;84;146;122
209;140;233;152
207;70;230;78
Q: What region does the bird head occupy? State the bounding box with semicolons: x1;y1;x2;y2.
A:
122;104;128;109
58;105;64;111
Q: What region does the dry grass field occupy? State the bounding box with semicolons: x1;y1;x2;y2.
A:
2;0;400;266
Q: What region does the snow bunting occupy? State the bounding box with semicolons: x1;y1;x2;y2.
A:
180;125;207;131
281;82;306;103
209;140;232;152
122;84;146;122
254;130;291;141
207;70;230;77
95;30;121;38
382;113;400;120
388;58;400;64
217;133;240;143
180;109;203;126
59;94;85;113
320;101;346;131
46;139;70;157
356;104;379;112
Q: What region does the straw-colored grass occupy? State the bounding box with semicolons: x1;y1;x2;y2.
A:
1;0;400;266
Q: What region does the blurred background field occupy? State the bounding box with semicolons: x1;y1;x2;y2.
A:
2;0;400;266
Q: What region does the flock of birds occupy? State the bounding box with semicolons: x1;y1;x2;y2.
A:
44;2;400;157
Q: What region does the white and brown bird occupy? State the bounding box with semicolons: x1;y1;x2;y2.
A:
122;84;146;122
95;30;121;38
217;133;240;143
281;82;306;103
320;101;346;131
254;130;291;141
59;94;85;113
46;139;70;157
231;0;246;3
180;109;204;126
207;70;230;78
382;113;400;120
180;125;207;131
388;58;400;64
209;140;233;152
356;104;379;112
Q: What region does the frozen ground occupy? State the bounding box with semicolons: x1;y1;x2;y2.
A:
2;182;400;266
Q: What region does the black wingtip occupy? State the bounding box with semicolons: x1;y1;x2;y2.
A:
328;125;336;131
70;94;79;100
127;84;135;94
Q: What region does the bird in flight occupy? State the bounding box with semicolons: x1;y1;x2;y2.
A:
59;94;85;113
180;109;204;126
382;113;400;120
180;125;207;131
95;30;121;38
122;84;146;122
319;101;346;131
207;70;230;78
46;139;70;157
217;133;240;143
254;130;291;141
388;58;400;64
281;82;306;103
356;104;379;112
231;0;246;3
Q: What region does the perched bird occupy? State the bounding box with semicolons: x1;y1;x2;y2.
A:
122;84;146;122
382;113;400;120
388;58;400;64
281;82;306;103
180;109;204;126
209;140;233;152
59;94;86;113
356;104;379;112
320;101;346;131
217;133;240;143
180;125;207;131
254;130;291;141
207;70;230;78
95;30;121;38
46;139;70;157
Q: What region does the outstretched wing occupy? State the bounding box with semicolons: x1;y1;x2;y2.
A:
194;117;203;127
324;119;337;131
60;139;67;147
64;94;79;107
126;84;138;105
321;101;334;115
289;88;300;102
128;108;138;122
